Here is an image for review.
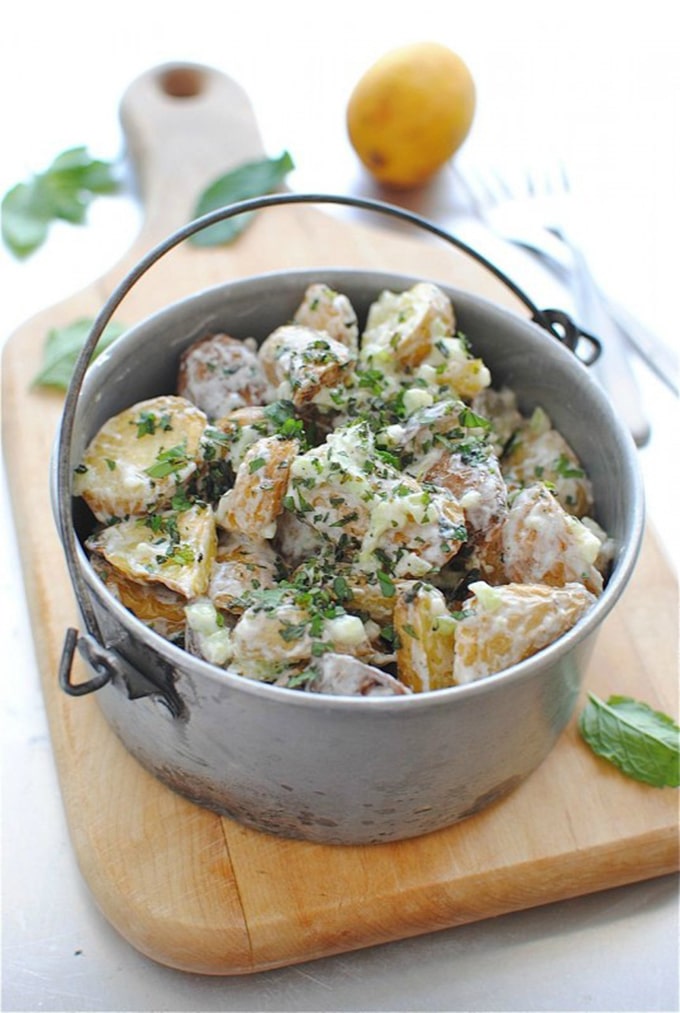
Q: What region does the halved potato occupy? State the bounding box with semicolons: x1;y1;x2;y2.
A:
394;582;456;692
209;532;282;612
453;579;596;683
293;283;359;354
86;503;217;599
502;407;593;517
420;443;507;580
361;282;455;370
90;553;187;638
177;333;272;419
216;435;298;539
258;324;354;407
502;484;604;594
305;653;410;697
74;395;207;522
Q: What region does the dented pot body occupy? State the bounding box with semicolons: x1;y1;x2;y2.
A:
54;269;644;845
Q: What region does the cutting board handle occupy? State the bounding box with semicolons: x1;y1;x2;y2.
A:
119;62;266;243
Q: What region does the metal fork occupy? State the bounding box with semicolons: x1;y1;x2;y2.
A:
456;162;653;447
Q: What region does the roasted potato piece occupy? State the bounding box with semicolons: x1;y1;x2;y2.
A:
258;324;354;408
216;435;298;540
452;579;596;683
211;401;305;472
360;283;490;398
394;582;456;692
305;654;410;697
471;386;524;456
86;503;217;599
382;397;484;465
286;556;408;627
209;532;282;612
359;478;466;578
502;484;604;595
502;406;593;517
231;601;312;679
419;441;508;581
177;333;272;419
285;424;373;549
334;570;410;625
90;554;187;638
293;283;359;354
74;395;208;522
360;282;455;370
230;598;374;682
413;337;491;401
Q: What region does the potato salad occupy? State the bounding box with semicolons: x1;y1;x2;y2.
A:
74;281;614;697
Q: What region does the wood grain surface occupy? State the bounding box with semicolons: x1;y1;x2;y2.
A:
2;63;677;975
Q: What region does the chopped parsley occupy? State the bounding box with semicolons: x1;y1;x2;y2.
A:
554;453;585;479
134;411;172;438
145;442;189;479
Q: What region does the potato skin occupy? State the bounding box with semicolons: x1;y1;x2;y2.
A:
177;333;272;419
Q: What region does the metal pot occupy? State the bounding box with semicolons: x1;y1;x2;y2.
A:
53;196;644;845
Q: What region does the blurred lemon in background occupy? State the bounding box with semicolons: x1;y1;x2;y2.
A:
347;42;476;188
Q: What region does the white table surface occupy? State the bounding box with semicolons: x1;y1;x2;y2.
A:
1;3;678;1010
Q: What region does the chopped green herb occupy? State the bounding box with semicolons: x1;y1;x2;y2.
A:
554;453;585;479
134;411;173;438
458;406;491;430
163;545;195;567
279;621;308;643
377;571;396;598
171;490;194;512
145;443;189;479
332;576;352;602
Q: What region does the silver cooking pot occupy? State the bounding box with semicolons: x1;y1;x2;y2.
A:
53;194;644;844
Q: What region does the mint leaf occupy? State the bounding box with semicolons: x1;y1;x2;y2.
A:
32;318;126;391
1;146;120;258
189;151;295;247
1;180;52;257
579;693;680;788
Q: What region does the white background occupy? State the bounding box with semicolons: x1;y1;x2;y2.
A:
1;1;678;1010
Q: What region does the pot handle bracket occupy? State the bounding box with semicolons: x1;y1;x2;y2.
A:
59;626;185;716
59;627;115;696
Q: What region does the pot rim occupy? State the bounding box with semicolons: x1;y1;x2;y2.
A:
60;266;645;712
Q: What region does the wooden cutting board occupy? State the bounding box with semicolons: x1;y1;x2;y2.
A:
2;63;678;976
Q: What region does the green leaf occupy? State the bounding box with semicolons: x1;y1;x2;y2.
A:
1;181;51;258
189;150;295;248
1;146;120;258
458;406;492;431
32;318;126;391
579;693;680;788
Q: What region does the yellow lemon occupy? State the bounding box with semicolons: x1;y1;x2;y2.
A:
347;42;476;188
